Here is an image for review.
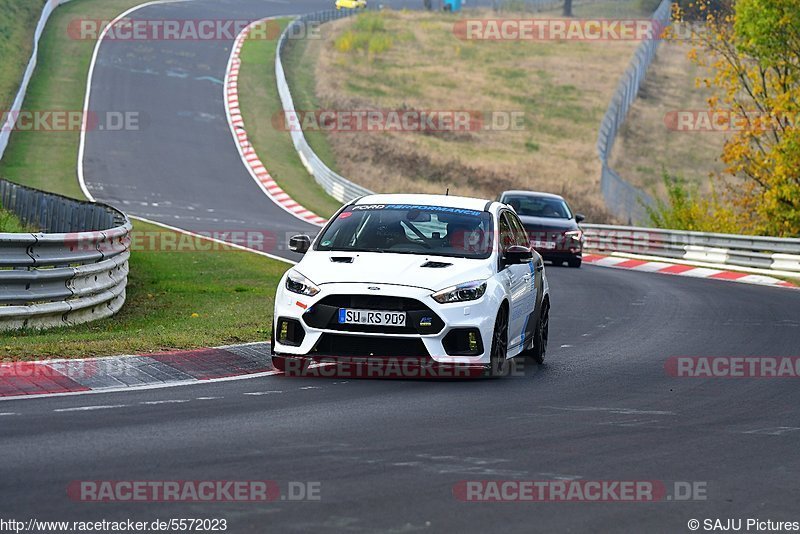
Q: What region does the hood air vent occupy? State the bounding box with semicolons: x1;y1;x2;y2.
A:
330;256;354;263
420;261;452;268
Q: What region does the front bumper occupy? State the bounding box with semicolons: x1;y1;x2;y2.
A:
273;281;496;365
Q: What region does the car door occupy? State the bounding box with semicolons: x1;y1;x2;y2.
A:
507;210;540;350
499;210;533;353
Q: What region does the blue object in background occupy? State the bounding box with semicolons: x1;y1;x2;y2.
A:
443;0;462;11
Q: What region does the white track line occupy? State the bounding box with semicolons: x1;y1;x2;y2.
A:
77;0;192;202
130;215;296;264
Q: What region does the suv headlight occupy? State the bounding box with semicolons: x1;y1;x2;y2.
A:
286;271;320;296
565;230;583;241
431;280;487;304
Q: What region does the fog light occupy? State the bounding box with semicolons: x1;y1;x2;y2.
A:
468;331;478;352
276;317;305;347
279;320;289;342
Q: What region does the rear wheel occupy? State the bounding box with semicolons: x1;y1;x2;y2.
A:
485;306;510;378
529;302;549;364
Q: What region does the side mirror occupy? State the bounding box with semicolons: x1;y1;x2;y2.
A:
502;245;533;266
574;213;586;223
289;234;311;254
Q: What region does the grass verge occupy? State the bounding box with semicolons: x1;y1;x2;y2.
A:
1;220;288;360
0;0;47;111
0;0;293;359
0;205;27;232
609;41;726;198
237;20;342;219
301;9;643;222
0;0;149;197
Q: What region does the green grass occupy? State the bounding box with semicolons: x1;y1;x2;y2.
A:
0;205;27;232
237;20;342;218
0;221;288;360
0;0;150;197
0;0;295;358
0;0;47;111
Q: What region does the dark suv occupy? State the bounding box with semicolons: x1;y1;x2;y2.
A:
498;190;585;268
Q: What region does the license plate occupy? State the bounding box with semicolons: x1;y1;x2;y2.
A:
532;240;556;250
338;309;406;327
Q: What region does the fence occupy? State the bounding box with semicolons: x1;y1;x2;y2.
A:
583;224;800;275
596;0;672;224
276;9;374;203
0;180;131;330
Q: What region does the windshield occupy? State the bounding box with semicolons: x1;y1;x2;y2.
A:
503;195;573;219
315;204;494;259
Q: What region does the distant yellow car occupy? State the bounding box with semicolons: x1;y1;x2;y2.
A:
335;0;367;9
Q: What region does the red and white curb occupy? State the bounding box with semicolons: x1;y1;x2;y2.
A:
0;343;277;401
583;254;797;289
225;19;327;227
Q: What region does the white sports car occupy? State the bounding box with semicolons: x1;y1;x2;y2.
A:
271;194;550;378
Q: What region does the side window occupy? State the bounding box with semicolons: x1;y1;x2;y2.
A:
499;212;514;251
507;212;530;248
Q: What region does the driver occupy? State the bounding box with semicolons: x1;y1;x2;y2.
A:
447;218;485;253
361;219;411;249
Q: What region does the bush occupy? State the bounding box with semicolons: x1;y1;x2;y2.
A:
333;13;393;58
645;173;740;233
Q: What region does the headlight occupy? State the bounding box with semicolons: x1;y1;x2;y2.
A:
565;230;583;241
431;280;487;304
286;271;320;296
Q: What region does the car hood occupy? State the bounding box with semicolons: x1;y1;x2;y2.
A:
294;251;495;292
518;215;578;231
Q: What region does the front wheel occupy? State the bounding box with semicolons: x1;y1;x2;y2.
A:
485;306;510;378
568;258;582;268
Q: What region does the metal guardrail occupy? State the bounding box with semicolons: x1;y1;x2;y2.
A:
276;9;374;203
596;0;672;224
583;224;800;274
0;180;131;330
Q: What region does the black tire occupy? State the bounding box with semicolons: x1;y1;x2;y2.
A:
485;306;510;378
530;302;549;364
568;258;582;268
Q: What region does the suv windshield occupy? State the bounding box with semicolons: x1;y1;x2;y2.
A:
315;204;494;259
503;195;572;219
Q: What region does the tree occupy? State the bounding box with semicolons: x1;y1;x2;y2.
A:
677;0;800;236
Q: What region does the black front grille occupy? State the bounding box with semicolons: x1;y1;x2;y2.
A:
315;295;422;310
312;334;430;358
303;295;444;334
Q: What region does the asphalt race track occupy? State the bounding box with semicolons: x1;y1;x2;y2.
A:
81;0;480;260
3;0;799;532
3;266;800;532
